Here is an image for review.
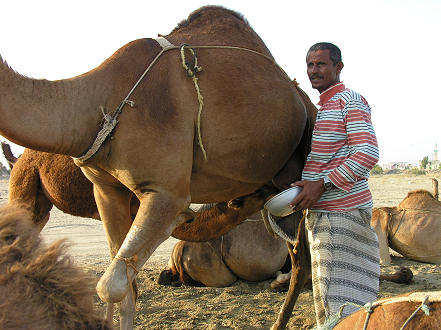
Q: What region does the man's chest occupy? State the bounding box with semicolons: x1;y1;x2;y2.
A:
312;106;347;142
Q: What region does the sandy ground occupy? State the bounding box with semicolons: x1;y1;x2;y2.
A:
2;173;441;329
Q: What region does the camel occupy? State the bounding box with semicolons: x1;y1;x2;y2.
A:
371;189;441;266
0;205;111;329
333;291;441;329
158;211;290;287
3;144;102;230
0;6;315;329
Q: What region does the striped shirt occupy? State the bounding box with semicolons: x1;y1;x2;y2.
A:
302;82;379;211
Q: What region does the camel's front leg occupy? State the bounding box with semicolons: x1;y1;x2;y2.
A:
92;183;136;329
97;189;190;303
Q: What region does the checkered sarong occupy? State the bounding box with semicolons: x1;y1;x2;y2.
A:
306;209;380;326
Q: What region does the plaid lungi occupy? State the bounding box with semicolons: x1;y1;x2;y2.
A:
306;209;380;326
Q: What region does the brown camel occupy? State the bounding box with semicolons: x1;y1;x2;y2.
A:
0;6;314;329
371;189;441;265
4;145;101;230
0;205;111;329
333;291;441;329
158;211;290;287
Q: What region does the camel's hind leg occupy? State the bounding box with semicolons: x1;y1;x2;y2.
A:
92;183;136;330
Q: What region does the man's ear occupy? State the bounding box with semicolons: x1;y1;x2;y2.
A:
336;61;344;74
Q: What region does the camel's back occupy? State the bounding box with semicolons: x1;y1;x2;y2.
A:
166;6;272;55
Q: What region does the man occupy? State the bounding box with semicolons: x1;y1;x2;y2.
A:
290;42;380;326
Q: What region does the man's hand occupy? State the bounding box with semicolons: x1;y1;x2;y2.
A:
289;179;324;211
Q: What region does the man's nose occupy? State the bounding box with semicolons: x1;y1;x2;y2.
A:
310;64;319;73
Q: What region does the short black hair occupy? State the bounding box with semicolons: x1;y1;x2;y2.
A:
307;42;342;65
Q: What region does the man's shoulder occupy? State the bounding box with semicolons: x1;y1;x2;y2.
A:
338;88;363;102
336;88;369;108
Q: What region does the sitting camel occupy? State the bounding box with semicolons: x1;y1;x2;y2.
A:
371;188;441;265
333;291;441;329
0;205;111;329
158;211;290;287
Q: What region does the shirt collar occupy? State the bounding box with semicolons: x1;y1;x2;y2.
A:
318;82;345;106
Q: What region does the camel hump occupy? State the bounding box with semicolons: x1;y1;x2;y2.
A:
399;189;441;211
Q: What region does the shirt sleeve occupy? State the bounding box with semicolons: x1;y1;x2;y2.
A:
327;98;379;192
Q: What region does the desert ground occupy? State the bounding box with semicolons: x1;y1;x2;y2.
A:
1;173;440;329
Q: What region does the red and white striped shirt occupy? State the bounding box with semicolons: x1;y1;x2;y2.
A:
302;82;379;211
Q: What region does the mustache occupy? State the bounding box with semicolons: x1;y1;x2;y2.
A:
310;75;323;80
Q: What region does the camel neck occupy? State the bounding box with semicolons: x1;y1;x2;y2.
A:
0;61;102;156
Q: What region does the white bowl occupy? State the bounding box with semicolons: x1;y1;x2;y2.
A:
264;186;303;217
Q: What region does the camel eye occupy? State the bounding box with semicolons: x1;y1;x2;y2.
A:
4;234;17;244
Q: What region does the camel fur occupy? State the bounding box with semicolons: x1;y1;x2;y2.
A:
333;291;441;329
0;6;316;329
0;205;111;329
371;189;441;265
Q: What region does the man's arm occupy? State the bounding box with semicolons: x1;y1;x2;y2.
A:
327;98;379;192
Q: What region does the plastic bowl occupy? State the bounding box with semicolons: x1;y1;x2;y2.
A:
264;186;302;217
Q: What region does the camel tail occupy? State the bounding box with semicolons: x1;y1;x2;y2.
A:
1;141;18;170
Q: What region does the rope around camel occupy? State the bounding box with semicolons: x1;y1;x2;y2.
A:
73;37;289;163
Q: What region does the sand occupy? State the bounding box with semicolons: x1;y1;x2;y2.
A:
3;173;441;329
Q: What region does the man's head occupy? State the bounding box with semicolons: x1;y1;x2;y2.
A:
306;42;344;93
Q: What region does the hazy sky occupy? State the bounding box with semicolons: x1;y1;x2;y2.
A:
0;0;440;167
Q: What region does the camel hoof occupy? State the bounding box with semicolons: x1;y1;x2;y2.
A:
97;259;129;303
157;270;174;285
395;267;413;284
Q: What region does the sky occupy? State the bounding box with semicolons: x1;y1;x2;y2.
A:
0;0;440;167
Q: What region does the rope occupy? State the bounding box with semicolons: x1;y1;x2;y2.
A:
180;44;207;160
114;254;139;307
73;45;174;163
399;207;441;215
315;294;432;330
314;301;373;330
400;295;430;330
387;209;406;241
114;255;139;275
73;38;290;163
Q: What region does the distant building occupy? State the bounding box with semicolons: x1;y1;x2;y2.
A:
382;162;409;170
430;144;440;169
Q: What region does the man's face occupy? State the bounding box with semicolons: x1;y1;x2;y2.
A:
306;49;343;93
